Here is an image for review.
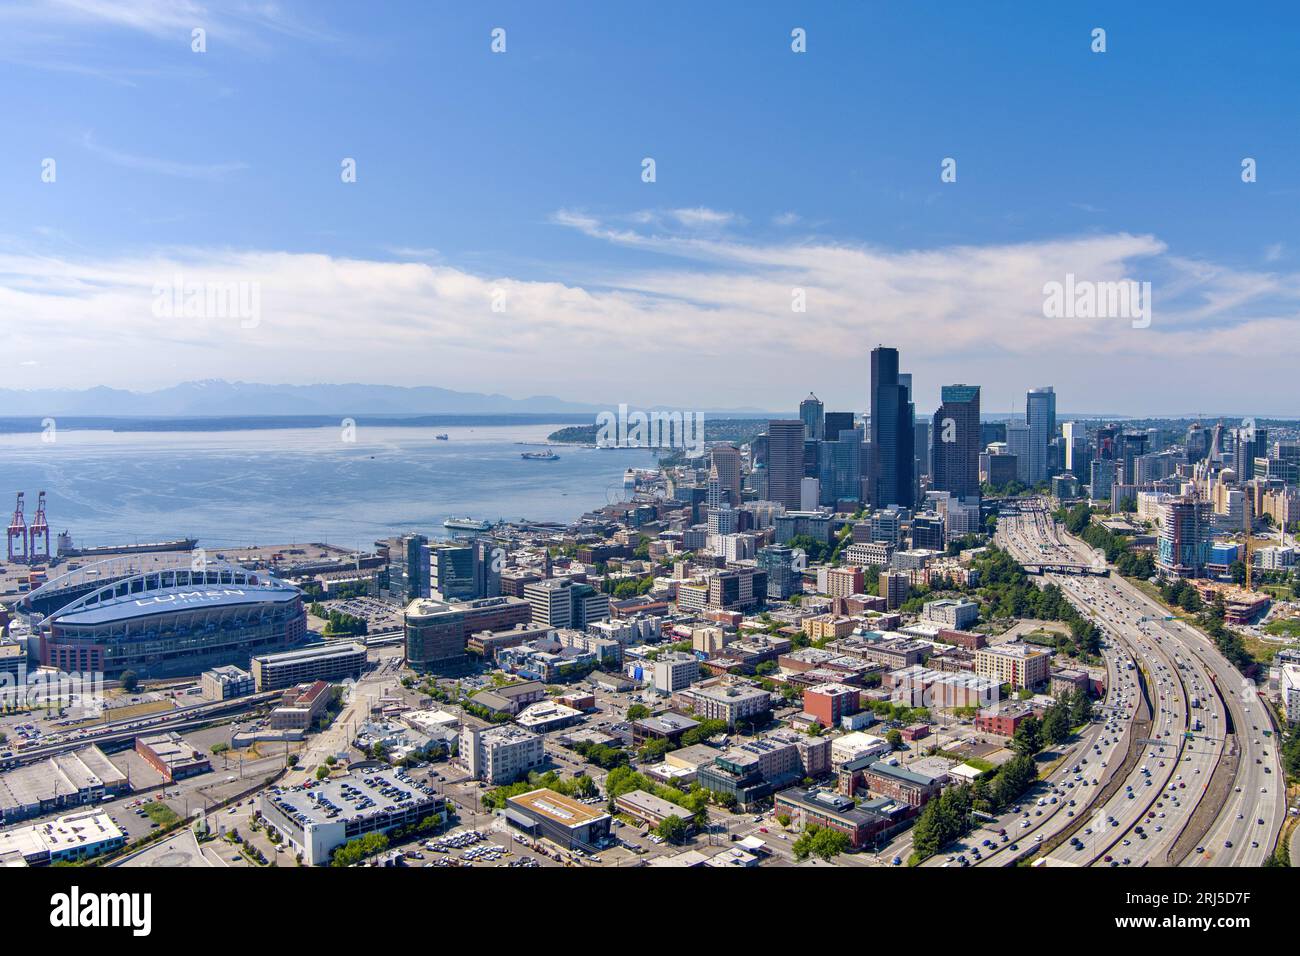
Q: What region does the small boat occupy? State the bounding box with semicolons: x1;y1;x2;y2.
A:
443;516;490;531
435;433;449;440
521;450;560;461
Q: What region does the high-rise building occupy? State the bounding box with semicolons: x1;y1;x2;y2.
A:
1062;421;1089;478
823;411;855;438
710;444;743;507
869;346;915;509
1026;387;1056;484
1185;423;1210;463
1115;430;1150;484
799;393;825;442
1157;496;1213;578
766;420;806;510
1233;425;1269;484
1090;459;1117;502
818;427;863;505
1006;423;1032;484
930;384;981;500
403;533;430;602
472;538;501;599
758;545;798;600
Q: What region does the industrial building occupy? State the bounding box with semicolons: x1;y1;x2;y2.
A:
135;732;211;782
0;745;129;824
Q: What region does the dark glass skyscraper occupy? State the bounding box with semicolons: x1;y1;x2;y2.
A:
766;419;806;510
824;411;855;438
869;346;915;509
931;384;981;500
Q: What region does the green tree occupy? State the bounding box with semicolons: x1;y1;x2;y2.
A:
655;814;689;843
792;824;851;862
1041;703;1070;746
1011;715;1043;757
120;670;139;693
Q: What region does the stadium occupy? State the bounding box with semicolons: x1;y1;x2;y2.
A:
36;561;306;678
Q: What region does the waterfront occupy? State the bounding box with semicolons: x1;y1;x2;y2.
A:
0;423;658;551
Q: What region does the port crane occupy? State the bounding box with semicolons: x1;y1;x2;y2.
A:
29;491;50;562
6;492;26;563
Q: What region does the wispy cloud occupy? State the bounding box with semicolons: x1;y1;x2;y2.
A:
80;131;248;180
0;0;335;79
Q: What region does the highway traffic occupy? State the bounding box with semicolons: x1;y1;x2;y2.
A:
996;500;1283;867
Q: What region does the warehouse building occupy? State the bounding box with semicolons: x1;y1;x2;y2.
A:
135;732;211;783
0;745;128;824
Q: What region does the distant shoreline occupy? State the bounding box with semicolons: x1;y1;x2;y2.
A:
0;413;597;436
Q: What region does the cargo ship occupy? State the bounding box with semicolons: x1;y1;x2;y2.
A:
521;450;560;461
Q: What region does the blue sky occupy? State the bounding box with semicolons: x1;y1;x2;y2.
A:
1;1;1298;415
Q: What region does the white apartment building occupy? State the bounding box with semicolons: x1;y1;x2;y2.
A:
459;724;545;785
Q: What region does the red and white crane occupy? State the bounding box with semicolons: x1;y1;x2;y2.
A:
29;490;50;562
6;492;27;563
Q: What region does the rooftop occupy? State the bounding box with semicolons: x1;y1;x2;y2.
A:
52;583;300;626
507;788;608;828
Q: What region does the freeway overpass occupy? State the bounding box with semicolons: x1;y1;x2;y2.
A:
1020;562;1110;576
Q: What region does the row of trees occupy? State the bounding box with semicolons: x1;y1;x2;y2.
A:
482;770;598;810
909;751;1040;863
910;689;1093;863
1011;690;1092;757
1061;504;1156;578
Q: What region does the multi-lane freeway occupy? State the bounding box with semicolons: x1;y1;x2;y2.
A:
995;500;1284;867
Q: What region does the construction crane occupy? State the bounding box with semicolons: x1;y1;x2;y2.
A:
6;492;27;563
29;491;50;562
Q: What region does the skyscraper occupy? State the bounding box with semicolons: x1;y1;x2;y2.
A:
931;384;981;500
869;346;915;509
799;393;825;442
709;444;742;507
1006;422;1032;484
1026;387;1056;484
818;426;863;505
766;420;805;510
823;411;855;437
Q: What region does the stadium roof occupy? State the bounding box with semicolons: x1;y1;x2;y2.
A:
49;583;299;627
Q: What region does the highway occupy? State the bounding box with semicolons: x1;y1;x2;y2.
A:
1000;500;1282;867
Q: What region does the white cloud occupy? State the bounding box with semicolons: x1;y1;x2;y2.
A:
1;220;1298;414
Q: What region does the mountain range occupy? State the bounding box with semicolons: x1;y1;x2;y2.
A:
0;380;781;418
